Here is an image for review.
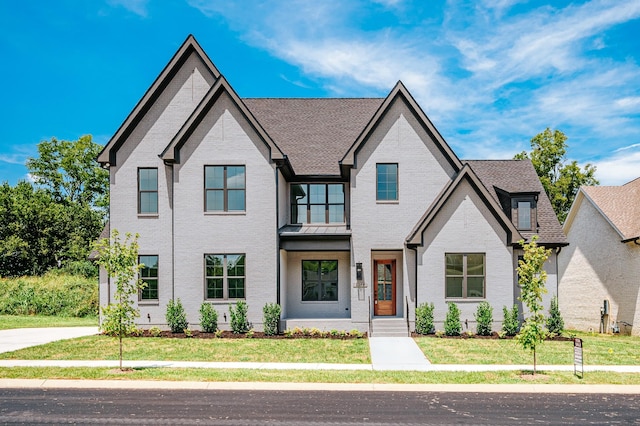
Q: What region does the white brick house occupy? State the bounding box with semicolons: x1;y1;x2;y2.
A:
559;178;640;335
98;35;567;334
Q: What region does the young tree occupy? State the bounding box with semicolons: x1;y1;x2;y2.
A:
516;235;551;374
93;230;144;370
514;128;598;223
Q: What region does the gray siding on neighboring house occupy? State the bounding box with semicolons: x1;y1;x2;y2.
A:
172;93;278;330
559;195;640;335
416;179;514;330
108;53;214;328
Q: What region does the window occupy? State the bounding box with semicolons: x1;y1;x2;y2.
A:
139;255;158;300
517;201;531;230
138;168;158;214
445;253;485;298
204;166;246;212
302;260;338;301
376;163;398;201
205;254;245;299
291;183;344;224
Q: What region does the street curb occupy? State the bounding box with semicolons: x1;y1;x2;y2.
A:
2;379;640;393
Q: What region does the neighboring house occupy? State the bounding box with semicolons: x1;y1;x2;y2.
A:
97;35;567;334
559;178;640;335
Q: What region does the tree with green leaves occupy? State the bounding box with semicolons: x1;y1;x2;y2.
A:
26;135;109;211
93;230;144;370
516;235;552;374
515;128;598;223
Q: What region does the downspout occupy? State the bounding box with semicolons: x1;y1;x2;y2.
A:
555;246;562;296
275;166;280;305
409;245;418;320
633;238;640;246
171;164;175;301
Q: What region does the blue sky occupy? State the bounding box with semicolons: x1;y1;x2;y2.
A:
1;0;639;185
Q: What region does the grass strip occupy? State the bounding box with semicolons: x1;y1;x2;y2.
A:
0;315;98;330
1;367;639;385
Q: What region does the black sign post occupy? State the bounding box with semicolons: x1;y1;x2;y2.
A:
574;338;583;378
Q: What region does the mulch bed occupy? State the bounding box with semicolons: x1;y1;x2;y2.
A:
135;330;367;339
411;331;573;341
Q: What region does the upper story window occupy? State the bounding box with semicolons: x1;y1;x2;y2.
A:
205;166;246;212
138;168;158;214
291;183;344;224
139;255;158;300
376;163;398;201
512;197;536;231
445;253;485;298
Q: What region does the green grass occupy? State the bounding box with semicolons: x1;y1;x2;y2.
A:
0;335;371;364
0;273;97;317
0;315;98;330
414;331;640;365
0;367;639;385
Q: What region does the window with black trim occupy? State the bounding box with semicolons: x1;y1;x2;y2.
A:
138;168;158;214
139;255;158;300
445;253;485;298
517;201;532;230
205;254;245;299
376;163;398;201
204;166;246;212
302;260;338;301
291;183;344;224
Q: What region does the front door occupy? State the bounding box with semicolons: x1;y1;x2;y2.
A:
374;260;396;316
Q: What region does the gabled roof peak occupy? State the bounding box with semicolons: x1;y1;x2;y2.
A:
97;35;221;166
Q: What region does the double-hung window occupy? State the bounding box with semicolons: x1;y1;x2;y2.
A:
302;260;338;301
445;253;485;298
376;163;398;201
138;168;158;214
139;255;158;300
204;166;246;212
291;183;344;224
205;254;245;299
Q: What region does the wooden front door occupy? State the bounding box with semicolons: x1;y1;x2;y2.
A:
374;260;396;316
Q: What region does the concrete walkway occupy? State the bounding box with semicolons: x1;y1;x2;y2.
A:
0;327;99;354
369;337;431;370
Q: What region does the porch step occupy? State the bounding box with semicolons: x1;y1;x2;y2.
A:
371;318;409;337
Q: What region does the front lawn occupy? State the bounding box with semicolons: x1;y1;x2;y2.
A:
0;335;371;364
414;332;640;365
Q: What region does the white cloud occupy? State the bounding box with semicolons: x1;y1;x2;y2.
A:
107;0;149;17
593;147;640;185
0;153;26;165
187;0;640;174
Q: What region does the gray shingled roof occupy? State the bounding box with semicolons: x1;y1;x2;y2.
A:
244;98;384;176
582;177;640;240
465;160;568;245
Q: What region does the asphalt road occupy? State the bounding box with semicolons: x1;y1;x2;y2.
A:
1;388;638;425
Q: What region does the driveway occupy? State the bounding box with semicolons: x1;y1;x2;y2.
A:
0;327;99;354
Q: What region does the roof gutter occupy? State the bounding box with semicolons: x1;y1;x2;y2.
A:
621;237;640;245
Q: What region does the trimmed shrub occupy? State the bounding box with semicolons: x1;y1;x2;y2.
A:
415;302;435;334
546;295;565;334
502;304;520;336
199;303;218;333
229;300;250;333
475;301;493;336
444;302;462;336
262;303;281;336
166;298;188;333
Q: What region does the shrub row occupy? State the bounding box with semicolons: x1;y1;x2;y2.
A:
415;296;564;337
0;272;98;317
